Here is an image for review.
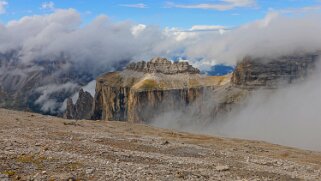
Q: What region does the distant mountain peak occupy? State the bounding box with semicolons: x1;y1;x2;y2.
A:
126;57;200;74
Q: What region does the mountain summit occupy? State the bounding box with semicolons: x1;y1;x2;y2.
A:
126;57;200;74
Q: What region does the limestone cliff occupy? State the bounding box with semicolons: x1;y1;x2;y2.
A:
92;58;230;123
232;54;318;89
67;54;319;122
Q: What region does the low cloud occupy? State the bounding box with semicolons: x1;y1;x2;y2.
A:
35;83;79;113
152;59;321;151
209;61;321;151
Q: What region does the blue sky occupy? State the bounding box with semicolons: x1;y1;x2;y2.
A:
1;0;321;28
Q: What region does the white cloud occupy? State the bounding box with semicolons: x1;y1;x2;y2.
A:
0;9;192;76
166;0;256;11
0;0;8;14
35;82;79;113
41;1;55;10
131;24;147;37
2;9;321;112
119;3;148;8
2;9;321;68
190;25;227;33
183;12;321;65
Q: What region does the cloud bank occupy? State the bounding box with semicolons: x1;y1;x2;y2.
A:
2;9;321;70
184;12;321;65
154;61;321;151
1;8;321;122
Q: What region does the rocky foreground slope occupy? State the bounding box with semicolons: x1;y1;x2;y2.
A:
1;108;321;180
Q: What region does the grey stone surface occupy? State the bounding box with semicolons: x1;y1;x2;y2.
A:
232;54;318;88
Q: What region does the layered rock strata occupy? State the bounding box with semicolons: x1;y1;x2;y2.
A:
92;63;230;122
232;54;318;89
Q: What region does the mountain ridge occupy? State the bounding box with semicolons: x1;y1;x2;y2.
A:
66;54;318;123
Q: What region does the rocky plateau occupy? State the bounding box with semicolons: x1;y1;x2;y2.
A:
66;54;318;124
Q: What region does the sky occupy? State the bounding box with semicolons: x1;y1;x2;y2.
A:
1;0;321;29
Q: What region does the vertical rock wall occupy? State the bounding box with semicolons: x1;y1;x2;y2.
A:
92;82;215;123
232;55;318;88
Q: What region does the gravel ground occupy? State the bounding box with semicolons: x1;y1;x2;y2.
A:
0;109;321;181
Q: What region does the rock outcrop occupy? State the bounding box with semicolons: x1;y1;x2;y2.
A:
64;89;94;120
232;54;318;88
126;57;200;74
91;58;230;122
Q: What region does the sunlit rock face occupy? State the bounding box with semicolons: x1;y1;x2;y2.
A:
91;58;230;123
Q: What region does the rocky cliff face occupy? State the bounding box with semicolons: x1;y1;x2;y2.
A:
68;54;319;123
232;54;318;88
91;58;230;123
64;89;94;120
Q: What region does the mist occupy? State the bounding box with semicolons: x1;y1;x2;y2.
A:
210;64;321;151
0;9;198;113
152;58;321;151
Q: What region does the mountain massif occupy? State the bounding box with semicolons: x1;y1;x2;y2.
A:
65;54;318;123
0;52;93;115
0;51;128;115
